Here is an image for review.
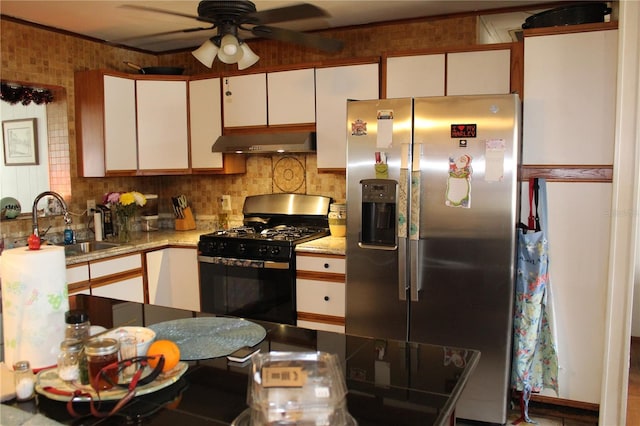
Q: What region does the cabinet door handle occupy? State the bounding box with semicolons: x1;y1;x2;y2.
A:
324;263;330;269
324;296;330;301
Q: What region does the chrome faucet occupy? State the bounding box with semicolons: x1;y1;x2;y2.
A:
32;191;69;238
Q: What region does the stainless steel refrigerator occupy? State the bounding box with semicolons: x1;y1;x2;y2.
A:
346;94;521;424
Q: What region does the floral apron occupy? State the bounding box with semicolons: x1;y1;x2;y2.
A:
511;178;559;424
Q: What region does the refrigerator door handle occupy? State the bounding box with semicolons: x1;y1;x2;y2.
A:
410;239;421;301
398;236;407;301
398;166;410;301
409;143;423;301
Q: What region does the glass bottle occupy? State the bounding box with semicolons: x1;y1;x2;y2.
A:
65;310;91;341
57;339;83;382
65;310;91;384
328;203;347;237
13;361;35;401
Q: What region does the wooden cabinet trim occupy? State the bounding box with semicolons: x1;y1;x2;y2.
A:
384;42;517;59
520;164;613;182
68;281;90;293
297;252;344;260
315;56;381;69
296;271;345;282
89;269;143;289
297;311;345;326
223;123;315;135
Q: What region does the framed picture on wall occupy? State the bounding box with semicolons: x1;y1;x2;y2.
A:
2;118;39;166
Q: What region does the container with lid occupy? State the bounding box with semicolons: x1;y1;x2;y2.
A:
57;339;83;382
247;351;352;425
328;203;347;237
13;360;35;401
65;309;91;342
85;338;119;390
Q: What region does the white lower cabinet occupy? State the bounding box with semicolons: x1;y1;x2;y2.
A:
296;253;346;333
89;253;144;303
92;276;144;303
66;263;90;295
145;248;200;312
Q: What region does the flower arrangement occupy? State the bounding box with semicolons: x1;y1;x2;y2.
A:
103;191;147;242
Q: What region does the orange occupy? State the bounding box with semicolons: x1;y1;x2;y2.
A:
147;340;180;372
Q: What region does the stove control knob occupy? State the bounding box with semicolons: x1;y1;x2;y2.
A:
258;246;268;256
238;244;247;254
270;247;281;256
217;242;227;253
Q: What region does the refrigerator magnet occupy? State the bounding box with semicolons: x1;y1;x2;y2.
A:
484;139;506;182
374;152;388;178
376;109;394;148
351;118;367;136
445;154;472;208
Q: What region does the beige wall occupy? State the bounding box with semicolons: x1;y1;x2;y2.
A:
0;14;476;236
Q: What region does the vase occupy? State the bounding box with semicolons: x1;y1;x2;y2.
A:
117;213;133;243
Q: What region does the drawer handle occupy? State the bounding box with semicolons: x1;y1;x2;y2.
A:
324;263;330;269
324;296;330;301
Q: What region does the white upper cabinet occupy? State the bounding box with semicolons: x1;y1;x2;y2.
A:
136;80;189;171
446;49;511;95
315;63;379;169
386;48;511;98
189;78;223;169
386;54;445;98
222;73;267;127
103;75;137;172
522;30;617;164
267;68;316;125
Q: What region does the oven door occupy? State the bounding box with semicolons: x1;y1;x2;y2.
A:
198;255;296;325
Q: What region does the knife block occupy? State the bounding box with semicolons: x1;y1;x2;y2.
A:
175;206;196;231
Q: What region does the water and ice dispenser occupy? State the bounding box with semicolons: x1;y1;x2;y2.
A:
359;179;397;248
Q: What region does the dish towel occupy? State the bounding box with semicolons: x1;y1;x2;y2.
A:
511;178;559;424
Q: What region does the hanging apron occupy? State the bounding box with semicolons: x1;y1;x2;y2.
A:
511;178;559;424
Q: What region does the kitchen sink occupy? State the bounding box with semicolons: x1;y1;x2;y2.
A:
58;241;120;256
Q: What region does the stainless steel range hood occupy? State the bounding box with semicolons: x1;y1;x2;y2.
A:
212;132;316;154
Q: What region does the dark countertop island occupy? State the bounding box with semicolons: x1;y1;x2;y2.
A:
4;295;479;425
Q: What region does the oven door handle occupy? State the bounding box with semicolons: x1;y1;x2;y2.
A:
198;255;289;270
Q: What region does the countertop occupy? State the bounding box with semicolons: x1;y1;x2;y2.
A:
65;231;345;265
2;294;479;426
63;229;204;265
295;235;346;256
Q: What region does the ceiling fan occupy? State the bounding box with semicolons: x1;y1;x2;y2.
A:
122;1;344;70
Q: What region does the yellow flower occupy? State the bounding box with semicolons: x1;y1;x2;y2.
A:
119;192;135;206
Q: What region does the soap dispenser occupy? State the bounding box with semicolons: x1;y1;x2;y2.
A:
63;214;75;245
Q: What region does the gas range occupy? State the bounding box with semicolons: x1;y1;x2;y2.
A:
198;225;329;262
198;194;332;325
198;193;331;262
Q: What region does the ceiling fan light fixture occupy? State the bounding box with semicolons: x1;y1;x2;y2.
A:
192;38;219;68
237;43;260;70
217;34;242;64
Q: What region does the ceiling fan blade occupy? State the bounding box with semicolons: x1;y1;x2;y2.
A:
246;3;328;25
120;4;216;25
110;26;216;44
252;25;343;53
